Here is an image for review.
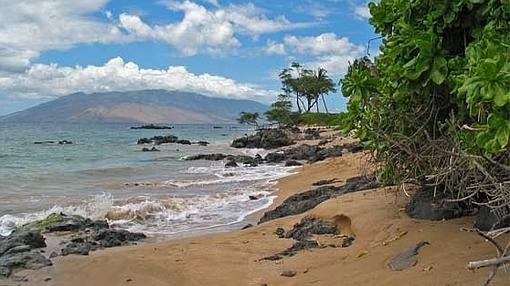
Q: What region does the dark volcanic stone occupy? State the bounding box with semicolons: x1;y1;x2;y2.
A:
186;153;227;161
130;124;173;130
405;187;465;221
241;224;253;230
0;266;11;277
259;176;378;223
281;240;320;256
262;240;320;261
275;227;285;238
342;142;364;153
265;152;287;163
142;147;160;152
231;128;295;150
474;206;510;231
137;135;178;145
285;160;302;167
303;128;321;140
195;141;210;146
58;140;73;145
388;241;429;271
285;216;338;241
176;139;192;145
0;231;46;256
62;241;93;256
225;160;239;168
312;179;338;186
93;229;146;248
341;236;355;248
258;187;334;224
34;141;55;144
0;250;52;274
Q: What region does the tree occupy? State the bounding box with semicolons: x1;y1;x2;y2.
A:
279;63;337;113
265;95;294;126
237;112;261;128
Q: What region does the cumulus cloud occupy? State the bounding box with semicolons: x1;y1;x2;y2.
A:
118;2;240;56
283;33;363;56
118;1;314;55
265;33;364;76
354;5;371;19
0;57;276;102
0;0;314;70
265;41;286;55
0;0;125;71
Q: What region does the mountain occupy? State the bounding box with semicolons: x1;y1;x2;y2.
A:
0;90;269;124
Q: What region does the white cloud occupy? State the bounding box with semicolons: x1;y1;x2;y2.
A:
0;57;277;102
118;3;240;56
223;3;314;34
283;33;363;56
266;33;364;76
118;1;314;56
0;0;125;71
354;5;371;19
0;0;314;70
265;41;286;55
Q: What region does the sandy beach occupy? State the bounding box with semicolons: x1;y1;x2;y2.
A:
13;137;507;286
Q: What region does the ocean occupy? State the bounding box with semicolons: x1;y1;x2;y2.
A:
0;123;296;237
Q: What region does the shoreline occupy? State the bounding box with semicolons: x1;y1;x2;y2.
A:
4;133;510;285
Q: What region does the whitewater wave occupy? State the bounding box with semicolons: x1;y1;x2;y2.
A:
164;163;298;188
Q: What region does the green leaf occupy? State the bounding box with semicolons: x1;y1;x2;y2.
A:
493;85;509;106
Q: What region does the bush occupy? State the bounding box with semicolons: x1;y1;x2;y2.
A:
341;1;509;213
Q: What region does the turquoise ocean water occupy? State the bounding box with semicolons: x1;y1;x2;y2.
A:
0;123;296;236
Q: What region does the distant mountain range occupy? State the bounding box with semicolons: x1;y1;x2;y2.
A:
0;90;269;124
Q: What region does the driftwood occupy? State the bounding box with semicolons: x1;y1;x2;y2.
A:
465;228;510;286
468;256;510;270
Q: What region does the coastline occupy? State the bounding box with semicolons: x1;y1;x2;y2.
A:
6;135;510;285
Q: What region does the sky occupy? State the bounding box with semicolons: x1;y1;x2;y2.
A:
0;0;378;116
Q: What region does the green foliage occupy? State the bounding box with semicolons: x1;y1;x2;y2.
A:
341;0;510;183
265;96;296;126
280;63;337;113
237;112;261;127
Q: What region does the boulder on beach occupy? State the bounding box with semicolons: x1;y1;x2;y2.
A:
405;187;467;221
231;128;295;149
0;230;51;277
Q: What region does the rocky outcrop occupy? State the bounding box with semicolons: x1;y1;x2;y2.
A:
405;187;469;221
186;154;262;167
284;216;338;241
19;213;109;233
259;187;334;224
130;124;173;130
137;135;178;145
142;147;160;152
474;206;510;231
0;231;51;277
259;176;378;224
303;128;321;140
0;213;147;275
92;229;146;248
264;144;344;164
231;128;296;149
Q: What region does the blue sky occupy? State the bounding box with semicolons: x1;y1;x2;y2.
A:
0;0;378;115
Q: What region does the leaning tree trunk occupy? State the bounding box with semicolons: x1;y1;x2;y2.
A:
321;95;329;113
